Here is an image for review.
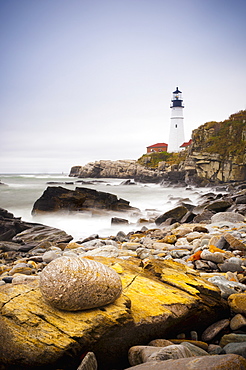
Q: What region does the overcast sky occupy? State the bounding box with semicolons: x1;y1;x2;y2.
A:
1;0;246;173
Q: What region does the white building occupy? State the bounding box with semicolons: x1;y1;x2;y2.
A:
168;87;185;152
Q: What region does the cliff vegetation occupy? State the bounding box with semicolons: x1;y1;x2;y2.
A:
137;151;186;169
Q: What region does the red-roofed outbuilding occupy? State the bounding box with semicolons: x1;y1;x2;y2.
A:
180;139;192;148
146;143;168;153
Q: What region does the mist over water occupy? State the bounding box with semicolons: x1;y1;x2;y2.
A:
0;174;209;240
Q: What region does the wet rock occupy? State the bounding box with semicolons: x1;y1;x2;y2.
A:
205;200;232;212
111;217;129;225
39;256;122;311
32;186;138;214
155;206;188;225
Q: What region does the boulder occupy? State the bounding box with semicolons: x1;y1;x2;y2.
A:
155;206;189;225
39;256;122;311
32;186;138;214
0;258;228;370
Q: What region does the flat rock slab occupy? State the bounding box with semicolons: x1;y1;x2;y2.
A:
0;258;228;370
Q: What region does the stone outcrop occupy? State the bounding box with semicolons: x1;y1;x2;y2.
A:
69;159;165;182
181;110;246;184
32;186;138;214
0;257;227;370
0;207;72;247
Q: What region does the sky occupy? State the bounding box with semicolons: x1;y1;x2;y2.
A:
0;0;246;174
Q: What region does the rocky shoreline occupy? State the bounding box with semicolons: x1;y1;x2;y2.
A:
1;182;246;369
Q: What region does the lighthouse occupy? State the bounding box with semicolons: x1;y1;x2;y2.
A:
168;87;185;152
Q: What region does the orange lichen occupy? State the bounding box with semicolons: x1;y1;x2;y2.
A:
209;245;226;253
187;250;202;261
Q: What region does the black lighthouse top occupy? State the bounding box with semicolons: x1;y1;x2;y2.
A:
171;86;184;108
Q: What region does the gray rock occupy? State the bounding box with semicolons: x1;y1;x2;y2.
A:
207;344;225;355
224;342;246;358
211;212;245;224
200;249;224;263
42;250;62;263
219;257;244;273
0;241;23;252
12;225;73;245
208;276;246;298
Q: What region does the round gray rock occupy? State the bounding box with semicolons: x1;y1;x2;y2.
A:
39;256;122;311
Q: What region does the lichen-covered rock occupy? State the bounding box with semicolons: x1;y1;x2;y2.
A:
39;256;122;311
0;257;228;370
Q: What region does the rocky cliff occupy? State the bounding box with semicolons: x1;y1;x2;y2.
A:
181;110;246;184
69;159;165;182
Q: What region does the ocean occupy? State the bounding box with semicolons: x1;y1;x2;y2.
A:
0;174;211;241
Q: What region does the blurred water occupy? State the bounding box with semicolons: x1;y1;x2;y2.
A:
0;174;209;240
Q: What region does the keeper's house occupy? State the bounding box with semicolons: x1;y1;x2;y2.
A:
147;143;168;153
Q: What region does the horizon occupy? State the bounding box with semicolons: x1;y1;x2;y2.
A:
1;0;246;173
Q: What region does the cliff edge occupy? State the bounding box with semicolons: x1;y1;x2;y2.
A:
182;110;246;183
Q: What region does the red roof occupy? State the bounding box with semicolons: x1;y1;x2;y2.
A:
180;139;192;148
147;143;168;148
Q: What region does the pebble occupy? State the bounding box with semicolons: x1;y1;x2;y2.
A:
230;314;246;331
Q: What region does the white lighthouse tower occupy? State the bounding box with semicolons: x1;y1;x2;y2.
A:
168;87;185;152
